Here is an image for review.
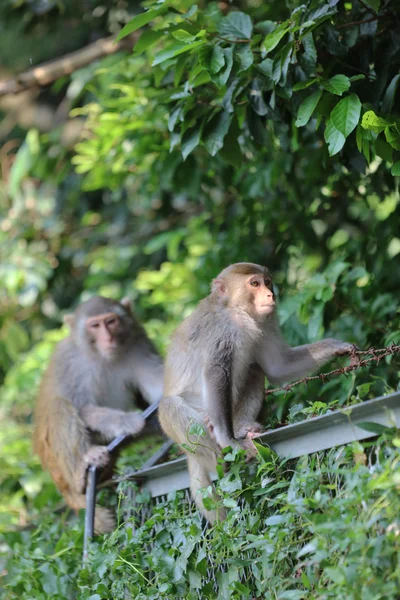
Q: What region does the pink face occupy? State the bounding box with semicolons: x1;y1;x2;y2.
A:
246;274;275;316
86;312;121;359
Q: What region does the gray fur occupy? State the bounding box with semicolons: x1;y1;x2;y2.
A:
159;262;353;523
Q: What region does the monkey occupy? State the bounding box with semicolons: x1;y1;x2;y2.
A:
158;263;355;523
33;296;164;533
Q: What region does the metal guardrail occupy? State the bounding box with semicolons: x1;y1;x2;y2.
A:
131;391;400;497
82;401;165;562
83;391;400;561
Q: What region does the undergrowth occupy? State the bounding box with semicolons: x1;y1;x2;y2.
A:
2;429;400;600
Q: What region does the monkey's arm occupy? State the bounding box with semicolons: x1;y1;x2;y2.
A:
203;352;235;450
258;333;354;385
79;405;145;440
131;352;164;405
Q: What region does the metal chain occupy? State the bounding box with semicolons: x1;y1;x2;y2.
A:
265;343;400;396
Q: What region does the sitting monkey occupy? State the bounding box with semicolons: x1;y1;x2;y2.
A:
33;296;163;532
159;262;354;523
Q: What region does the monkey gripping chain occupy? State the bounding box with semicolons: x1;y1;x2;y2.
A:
265;343;400;396
83;344;399;563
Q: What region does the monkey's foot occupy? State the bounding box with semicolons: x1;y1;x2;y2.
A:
204;414;215;438
236;422;264;440
77;445;111;493
84;445;110;468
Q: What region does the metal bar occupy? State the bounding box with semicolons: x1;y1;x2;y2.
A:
140;440;174;471
133;391;400;498
82;400;163;562
83;465;97;563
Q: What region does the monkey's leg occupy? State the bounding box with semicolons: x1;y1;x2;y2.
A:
187;454;227;524
79;405;145;441
159;395;226;523
35;397;115;533
234;364;265;440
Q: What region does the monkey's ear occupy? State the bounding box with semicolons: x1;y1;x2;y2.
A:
63;314;74;330
211;278;227;297
120;297;132;313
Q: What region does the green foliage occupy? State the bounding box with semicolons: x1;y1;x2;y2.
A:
3;437;400;599
1;0;400;596
109;0;400;168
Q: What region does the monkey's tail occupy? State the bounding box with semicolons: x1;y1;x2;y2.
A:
187;455;227;524
63;489;116;534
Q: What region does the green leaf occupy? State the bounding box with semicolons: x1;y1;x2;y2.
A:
321;74;351;96
293;78;318;91
133;30;164;55
279;591;308;599
330;94;361;137
235;44;254;73
265;515;286;526
375;138;393;162
391;161;400;176
382;74;400;114
212;47;233;87
168;105;183;133
172;29;196;43
253;441;274;462
364;0;380;12
324;118;346;155
361;110;392;133
385;126;400;150
210;45;225;74
357;421;393;434
181;124;202;160
218;11;253;40
219;120;242;168
295;89;323;127
116;7;165;41
188;422;206;437
152;41;205;66
232;582;251;594
263;21;289;54
223;498;237;508
249;78;269;116
257;58;274;88
203;111;233;156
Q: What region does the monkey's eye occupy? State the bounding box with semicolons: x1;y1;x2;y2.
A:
250;280;260;287
107;318;117;326
90;322;100;329
264;279;271;287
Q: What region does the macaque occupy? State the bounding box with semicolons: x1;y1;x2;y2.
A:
33;296;163;533
159;263;354;523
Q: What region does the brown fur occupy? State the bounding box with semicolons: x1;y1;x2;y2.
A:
33;296;164;532
159;263;354;523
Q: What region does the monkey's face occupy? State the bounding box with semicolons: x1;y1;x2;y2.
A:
245;273;276;317
86;312;125;361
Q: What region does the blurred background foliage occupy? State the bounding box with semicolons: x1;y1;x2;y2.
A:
0;0;400;596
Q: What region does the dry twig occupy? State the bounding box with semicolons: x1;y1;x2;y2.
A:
0;35;137;96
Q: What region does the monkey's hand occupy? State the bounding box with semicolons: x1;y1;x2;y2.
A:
78;445;111;493
105;412;146;438
328;340;358;357
235;422;264;440
119;411;146;436
204;415;258;461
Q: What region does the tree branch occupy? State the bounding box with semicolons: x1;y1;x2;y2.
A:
0;34;137;96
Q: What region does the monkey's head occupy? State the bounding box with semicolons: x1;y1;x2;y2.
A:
64;296;135;361
211;262;276;319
